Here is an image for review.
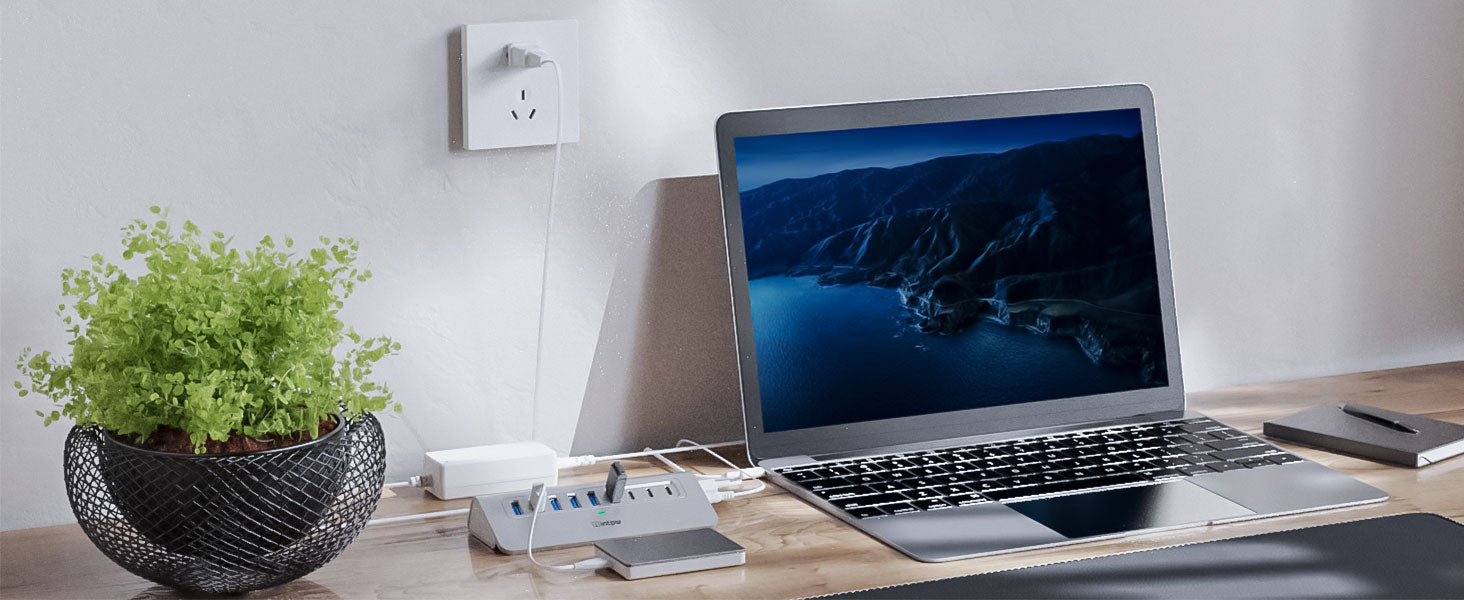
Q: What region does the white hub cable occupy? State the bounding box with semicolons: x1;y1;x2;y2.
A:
649;439;766;502
524;483;608;572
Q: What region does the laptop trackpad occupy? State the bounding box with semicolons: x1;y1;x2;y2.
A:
1007;480;1254;539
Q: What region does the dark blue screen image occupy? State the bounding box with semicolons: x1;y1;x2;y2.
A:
735;109;1168;433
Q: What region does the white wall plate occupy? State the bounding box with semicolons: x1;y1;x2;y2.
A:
461;20;580;150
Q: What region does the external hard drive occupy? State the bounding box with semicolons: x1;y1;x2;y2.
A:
594;528;745;580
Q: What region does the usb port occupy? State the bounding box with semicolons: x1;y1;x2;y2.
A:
587;491;600;506
647;488;655;498
510;501;523;516
568;495;581;509
628;490;636;500
665;485;673;496
549;497;561;511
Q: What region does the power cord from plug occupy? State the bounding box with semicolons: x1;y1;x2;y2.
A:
502;41;567;444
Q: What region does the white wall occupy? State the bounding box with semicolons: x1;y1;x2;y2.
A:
3;1;1462;531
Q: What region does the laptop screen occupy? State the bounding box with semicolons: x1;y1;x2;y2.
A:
732;108;1168;434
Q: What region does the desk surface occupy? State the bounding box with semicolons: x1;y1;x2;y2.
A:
3;361;1463;599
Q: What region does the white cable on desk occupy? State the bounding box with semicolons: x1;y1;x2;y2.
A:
525;482;608;572
366;508;469;526
557;440;744;468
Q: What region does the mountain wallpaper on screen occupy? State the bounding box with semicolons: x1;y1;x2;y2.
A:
738;117;1168;431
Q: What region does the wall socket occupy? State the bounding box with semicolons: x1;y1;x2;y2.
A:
460;20;581;151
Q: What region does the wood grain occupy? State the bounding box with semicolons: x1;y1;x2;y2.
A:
3;362;1461;599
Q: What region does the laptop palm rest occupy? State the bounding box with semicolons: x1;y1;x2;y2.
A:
1007;481;1254;539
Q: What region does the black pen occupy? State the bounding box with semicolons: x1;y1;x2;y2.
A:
1339;404;1419;434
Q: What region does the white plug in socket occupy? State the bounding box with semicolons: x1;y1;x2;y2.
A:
461;20;580;150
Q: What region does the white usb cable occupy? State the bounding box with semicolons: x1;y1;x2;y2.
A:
524;482;608;572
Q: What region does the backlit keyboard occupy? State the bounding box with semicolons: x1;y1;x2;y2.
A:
776;417;1302;519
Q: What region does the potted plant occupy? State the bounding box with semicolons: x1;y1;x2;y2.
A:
14;207;400;595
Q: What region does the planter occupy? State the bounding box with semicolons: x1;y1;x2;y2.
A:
63;413;386;595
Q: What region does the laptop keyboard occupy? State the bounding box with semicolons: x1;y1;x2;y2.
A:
775;417;1302;519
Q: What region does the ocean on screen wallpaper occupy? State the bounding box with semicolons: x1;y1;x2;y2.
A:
735;109;1168;432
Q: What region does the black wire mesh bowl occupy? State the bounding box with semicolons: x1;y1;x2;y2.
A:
63;413;386;595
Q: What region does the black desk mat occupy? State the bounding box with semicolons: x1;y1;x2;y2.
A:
824;513;1464;599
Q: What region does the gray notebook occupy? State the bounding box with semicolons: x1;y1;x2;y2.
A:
1263;403;1464;467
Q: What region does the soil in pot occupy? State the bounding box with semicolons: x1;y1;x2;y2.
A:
122;418;340;454
97;417;351;558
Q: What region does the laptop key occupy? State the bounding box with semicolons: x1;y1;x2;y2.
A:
905;487;943;500
989;465;1034;478
1206;438;1260;451
1210;446;1278;462
1145;457;1190;469
972;480;1008;493
831;492;909;510
883;469;918;480
1234;456;1271;468
1211;428;1252;440
1176;464;1215;476
932;484;973;496
984;473;1146;501
1138;468;1186;480
846;506;887;519
1208;461;1245;472
929;473;977;486
802;477;854;491
885;502;922;515
1176;433;1211;444
946;463;983;475
972;458;1010;470
782;470;823;483
947;493;990;506
915;498;953;511
814;485;876;500
810;466;855;479
1268;453;1304;465
868;481;911;493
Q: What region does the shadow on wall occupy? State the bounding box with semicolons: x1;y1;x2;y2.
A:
572;176;745;456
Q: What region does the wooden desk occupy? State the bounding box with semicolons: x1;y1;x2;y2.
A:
4;362;1462;599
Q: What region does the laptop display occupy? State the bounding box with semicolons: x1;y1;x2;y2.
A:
731;109;1167;433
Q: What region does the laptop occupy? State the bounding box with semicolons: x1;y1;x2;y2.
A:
713;84;1388;562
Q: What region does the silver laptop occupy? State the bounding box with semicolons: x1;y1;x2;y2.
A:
713;84;1387;562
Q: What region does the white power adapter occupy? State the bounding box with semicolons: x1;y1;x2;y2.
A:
421;441;558;500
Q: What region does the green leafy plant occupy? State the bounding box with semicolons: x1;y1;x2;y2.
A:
15;207;400;453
